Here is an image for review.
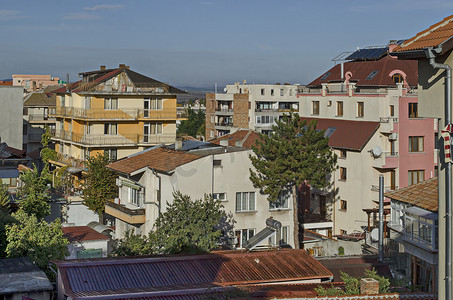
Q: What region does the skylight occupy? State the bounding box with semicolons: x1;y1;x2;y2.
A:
366;70;379;80
320;72;331;80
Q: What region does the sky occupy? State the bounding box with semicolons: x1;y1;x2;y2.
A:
0;1;452;89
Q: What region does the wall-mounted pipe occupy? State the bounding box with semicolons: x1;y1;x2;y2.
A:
425;47;452;300
378;175;384;263
151;168;162;216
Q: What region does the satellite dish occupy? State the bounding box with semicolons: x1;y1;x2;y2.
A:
223;88;227;92
372;146;382;158
371;228;379;242
389;133;398;141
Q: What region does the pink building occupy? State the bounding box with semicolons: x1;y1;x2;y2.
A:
12;74;60;92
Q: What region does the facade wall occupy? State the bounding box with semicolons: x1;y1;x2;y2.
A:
114;150;295;248
0;86;23;149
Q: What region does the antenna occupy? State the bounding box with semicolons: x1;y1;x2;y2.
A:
66;73;69;92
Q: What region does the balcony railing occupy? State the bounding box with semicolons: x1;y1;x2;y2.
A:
51;130;175;146
380;117;398;123
215;122;233;127
28;114;56;122
215;108;233;112
255;108;279;112
105;200;146;224
51;107;176;120
50;152;85;169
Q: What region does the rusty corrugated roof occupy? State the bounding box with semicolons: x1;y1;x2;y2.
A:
393;15;453;53
385;177;438;212
55;249;333;299
62;226;110;242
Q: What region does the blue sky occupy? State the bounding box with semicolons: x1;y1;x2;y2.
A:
0;1;452;88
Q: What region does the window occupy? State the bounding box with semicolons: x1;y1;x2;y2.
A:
340;229;347;235
280;89;284;96
213;159;222;167
213;193;226;201
144;122;162;138
23;108;28;116
366;70;379;80
256;115;275;124
357;102;364;117
392;74;403;84
104;98;118;110
312;101;319;115
409;103;418;118
409;136;424;152
337;101;343;116
104;149;117;161
210;130;214;138
261;88;265;95
321;72;331;80
144;98;163;116
236;192;256;212
1;178;17;187
104;123;117;135
271;89;274;96
391;170;396;190
129;186;141;206
390;105;395;117
339;150;347;158
236;229;255;248
269;192;289;210
340;200;347;211
340;167;347;181
408;170;424;186
85;96;91;109
289;89;293;96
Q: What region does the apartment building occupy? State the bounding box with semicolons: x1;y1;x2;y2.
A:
22;86;59;153
298;43;436;235
106;140;295;249
0;86;23;150
12;74;60;93
391;15;453;299
205;82;301;139
49;64;185;169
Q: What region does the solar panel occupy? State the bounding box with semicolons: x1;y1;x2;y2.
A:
243;227;276;250
345;47;387;61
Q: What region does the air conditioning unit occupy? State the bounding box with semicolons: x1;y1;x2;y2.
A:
389;133;398;140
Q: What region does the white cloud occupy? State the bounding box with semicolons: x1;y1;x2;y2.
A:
62;13;102;21
84;4;124;11
0;10;24;21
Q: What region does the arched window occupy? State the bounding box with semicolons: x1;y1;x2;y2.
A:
392;73;403;84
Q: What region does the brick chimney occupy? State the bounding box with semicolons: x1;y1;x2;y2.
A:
360;278;379;295
119;64;126;69
100;65;106;70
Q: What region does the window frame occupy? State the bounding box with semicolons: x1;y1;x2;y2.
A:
104;97;118;110
408;169;425;186
409;103;418;118
269;192;290;210
336;101;344;117
236;192;256;212
104;123;118;135
357;102;364;118
213;193;226;201
409;136;424;152
312;101;320;115
340;200;347;211
339;167;347;181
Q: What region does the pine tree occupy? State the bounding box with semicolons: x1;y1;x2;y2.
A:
249;112;337;248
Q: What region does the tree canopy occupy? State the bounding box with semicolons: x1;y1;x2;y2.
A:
113;191;234;256
249;112;337;247
177;107;205;138
82;152;118;222
17;166;51;220
5;210;69;280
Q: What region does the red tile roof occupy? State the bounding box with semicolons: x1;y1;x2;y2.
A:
393;15;453;53
308;56;418;88
210;130;261;148
54;249;333;299
300;117;380;151
107;146;202;175
62;226;110;242
385;177;438;212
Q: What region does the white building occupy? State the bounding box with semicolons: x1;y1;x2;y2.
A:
106;140;295;249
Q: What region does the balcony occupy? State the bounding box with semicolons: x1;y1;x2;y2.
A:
215;108;234;116
371;151;399;169
105;200;146;224
51;130;175;146
379;117;398;133
28;114;56;123
51;107;176;120
48;152;85;169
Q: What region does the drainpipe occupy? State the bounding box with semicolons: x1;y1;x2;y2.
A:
151;169;162;216
425;47;452;299
378;175;384;262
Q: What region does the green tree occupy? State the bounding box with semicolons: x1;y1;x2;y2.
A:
5;210;69;279
0;184;10;212
364;268;390;293
82;153;118;222
177;107;205;137
249;113;337;248
112;230;151;256
17;165;51;219
0;210;17;258
151;191;233;254
40;125;57;163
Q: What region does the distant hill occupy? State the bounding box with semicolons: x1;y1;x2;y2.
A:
176;86;215;104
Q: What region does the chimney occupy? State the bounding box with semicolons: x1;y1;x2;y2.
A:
360;278;379;295
100;65;106;71
125;65;130;70
175;138;183;150
388;40;399;57
119;64;126;69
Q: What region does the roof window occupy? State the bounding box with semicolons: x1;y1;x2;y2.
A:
366;70;379;80
320;72;331;80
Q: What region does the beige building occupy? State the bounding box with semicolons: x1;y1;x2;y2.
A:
13;74;60;93
49;64;185;170
106;140;295;249
206;82;301;139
